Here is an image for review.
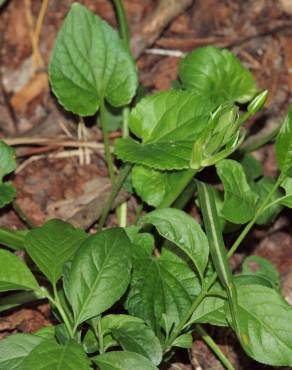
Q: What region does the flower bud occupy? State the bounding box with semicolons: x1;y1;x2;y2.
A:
190;103;239;169
247;89;268;115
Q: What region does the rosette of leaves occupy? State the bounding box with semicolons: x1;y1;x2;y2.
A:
116;46;260;208
0;141;17;208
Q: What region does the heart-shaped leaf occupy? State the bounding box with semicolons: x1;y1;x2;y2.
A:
66;228;132;327
49;3;137;116
178;46;256;105
115;90;217;170
25;219;87;286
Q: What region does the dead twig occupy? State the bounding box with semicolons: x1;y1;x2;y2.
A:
130;0;193;59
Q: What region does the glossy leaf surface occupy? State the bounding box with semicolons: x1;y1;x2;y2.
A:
141;208;209;279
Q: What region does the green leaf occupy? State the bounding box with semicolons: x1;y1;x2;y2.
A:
240;154;263;180
242;255;280;289
115;137;193;170
22;340;91;370
49;3;137;116
66;228;132;327
115;90;217;170
125;226;154;258
0;228;26;251
178;46;256;105
0;141;16;208
0;291;43;313
0;182;16;208
172;333;193;348
189;283;228;327
216;159;259;224
196;181;233;288
94;351;159;370
253;177;283;225
101;314;162;365
126;246;200;335
34;326;55;340
132;166;187;207
24;219;87;285
233;284;292;366
0;141;16;181
141;208;209;279
0;249;39;292
275;106;292;175
234;274;274;289
83;328;100;354
0;0;7;7
280;177;292;207
0;334;44;370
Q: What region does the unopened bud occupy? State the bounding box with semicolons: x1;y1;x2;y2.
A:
247;89;268;115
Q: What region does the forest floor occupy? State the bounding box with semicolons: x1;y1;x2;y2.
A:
0;1;292;369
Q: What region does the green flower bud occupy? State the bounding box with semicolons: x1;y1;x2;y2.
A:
190;103;239;169
247;89;268;115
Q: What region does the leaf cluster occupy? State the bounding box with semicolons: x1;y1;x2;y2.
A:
1;3;292;370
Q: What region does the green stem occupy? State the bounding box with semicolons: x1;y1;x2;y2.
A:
228;173;284;258
117;108;130;227
196;326;235;370
0;227;26;250
166;173;284;349
98;163;132;229
172;180;196;210
112;0;130;51
158;169;197;209
111;0;131;227
13;201;36;229
52;284;74;339
99;98;115;185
